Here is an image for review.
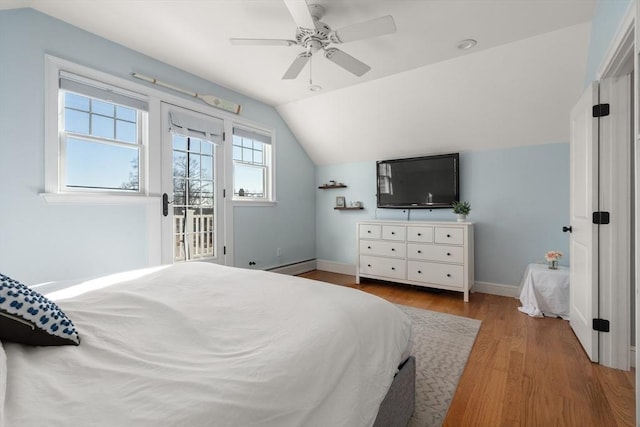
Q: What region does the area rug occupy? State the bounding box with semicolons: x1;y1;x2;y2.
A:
396;305;481;427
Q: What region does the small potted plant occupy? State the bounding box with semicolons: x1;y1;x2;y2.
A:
452;201;471;222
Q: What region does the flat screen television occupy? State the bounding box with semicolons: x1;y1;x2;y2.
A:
376;153;459;209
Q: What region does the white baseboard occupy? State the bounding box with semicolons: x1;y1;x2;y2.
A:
316;260;357;276
268;259;317;276
631;346;636;368
473;281;520;298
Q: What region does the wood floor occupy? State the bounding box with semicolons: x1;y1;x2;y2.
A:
298;270;636;426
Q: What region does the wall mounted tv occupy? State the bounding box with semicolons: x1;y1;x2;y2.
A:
376;153;460;209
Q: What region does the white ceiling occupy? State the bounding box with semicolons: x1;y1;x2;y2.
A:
4;0;596;164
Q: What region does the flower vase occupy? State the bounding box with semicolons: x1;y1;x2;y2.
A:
548;260;558;270
456;214;467;222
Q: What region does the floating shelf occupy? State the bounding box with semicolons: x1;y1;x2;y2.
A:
334;207;364;210
319;184;347;189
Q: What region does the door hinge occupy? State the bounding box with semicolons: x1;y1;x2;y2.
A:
592;103;610;118
592;211;610;225
593;318;610;332
223;246;226;255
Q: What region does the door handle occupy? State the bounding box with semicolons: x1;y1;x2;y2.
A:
162;193;172;217
562;225;572;233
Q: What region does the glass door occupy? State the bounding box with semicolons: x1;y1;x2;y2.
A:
161;103;225;264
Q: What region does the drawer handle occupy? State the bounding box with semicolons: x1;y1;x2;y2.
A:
446;273;451;277
391;248;396;252
417;233;422;236
367;264;371;267
418;270;422;274
367;246;371;249
391;231;395;235
391;267;396;271
447;234;451;238
417;250;422;254
447;252;451;256
367;230;371;233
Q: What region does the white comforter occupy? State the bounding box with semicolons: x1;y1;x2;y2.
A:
1;263;412;427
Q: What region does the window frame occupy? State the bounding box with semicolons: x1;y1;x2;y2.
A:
59;92;147;194
44;56;151;200
230;124;275;204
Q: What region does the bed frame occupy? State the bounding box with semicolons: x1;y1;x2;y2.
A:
373;356;415;427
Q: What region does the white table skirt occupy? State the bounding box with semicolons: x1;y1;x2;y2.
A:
518;263;570;319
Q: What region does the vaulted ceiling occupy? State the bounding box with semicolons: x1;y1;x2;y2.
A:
5;0;596;164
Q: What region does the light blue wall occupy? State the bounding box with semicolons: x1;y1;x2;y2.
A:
584;0;632;84
0;8;315;284
317;143;570;287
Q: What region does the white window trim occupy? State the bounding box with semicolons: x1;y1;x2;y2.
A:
230;123;276;205
44;56;154;200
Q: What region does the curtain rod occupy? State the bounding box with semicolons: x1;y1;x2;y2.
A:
132;72;241;115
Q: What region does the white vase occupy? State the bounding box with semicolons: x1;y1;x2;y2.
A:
456;214;467;222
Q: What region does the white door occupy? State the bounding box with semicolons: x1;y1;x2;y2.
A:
569;82;599;362
160;103;225;264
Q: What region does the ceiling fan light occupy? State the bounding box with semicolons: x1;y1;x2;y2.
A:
457;39;477;50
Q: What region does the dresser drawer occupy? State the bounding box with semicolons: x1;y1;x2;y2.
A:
382;225;406;241
407;243;464;263
359;224;381;239
407;226;434;243
359;240;406;258
360;255;406;280
434;227;464;245
407;261;464;288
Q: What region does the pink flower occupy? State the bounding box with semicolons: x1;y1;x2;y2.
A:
545;250;563;262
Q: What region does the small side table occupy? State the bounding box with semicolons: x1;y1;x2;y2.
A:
518;263;570;319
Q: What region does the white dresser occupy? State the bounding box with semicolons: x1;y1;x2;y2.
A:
356;220;474;302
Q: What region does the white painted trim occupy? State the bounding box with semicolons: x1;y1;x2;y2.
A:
316;260;357;276
596;0;636;80
631;346;636;368
473;281;520;298
268;260;317;276
40;193;160;205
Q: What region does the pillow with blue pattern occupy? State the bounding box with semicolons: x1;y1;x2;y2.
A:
0;273;80;346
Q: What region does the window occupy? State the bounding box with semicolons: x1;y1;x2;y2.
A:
58;72;148;193
232;126;273;201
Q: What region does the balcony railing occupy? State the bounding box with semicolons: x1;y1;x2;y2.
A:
174;211;214;261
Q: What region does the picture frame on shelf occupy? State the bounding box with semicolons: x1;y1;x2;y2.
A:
336;196;346;207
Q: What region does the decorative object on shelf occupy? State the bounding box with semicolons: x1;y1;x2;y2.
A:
318;182;347;189
451;201;471;221
545;250;563;270
238;188;245;196
336;196;346;207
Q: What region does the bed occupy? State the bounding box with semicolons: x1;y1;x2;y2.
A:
0;262;414;427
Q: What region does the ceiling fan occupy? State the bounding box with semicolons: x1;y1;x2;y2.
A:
230;0;396;80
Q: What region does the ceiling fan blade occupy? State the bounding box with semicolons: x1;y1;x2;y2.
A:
282;53;311;79
332;15;396;43
324;48;370;77
283;0;316;29
230;38;297;47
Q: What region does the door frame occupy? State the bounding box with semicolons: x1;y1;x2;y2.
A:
594;0;635;371
593;0;635;373
160;102;228;265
